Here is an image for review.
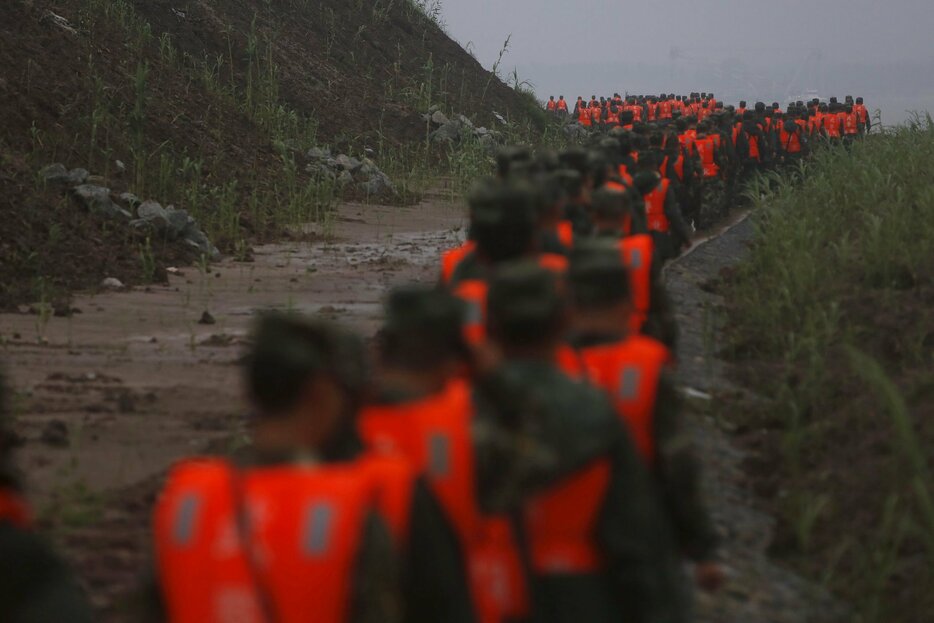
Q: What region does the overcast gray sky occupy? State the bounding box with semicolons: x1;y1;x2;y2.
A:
441;0;934;121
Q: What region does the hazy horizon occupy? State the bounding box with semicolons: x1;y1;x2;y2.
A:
440;0;934;123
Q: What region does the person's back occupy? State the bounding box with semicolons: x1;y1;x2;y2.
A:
154;454;403;623
480;263;682;623
359;287;528;623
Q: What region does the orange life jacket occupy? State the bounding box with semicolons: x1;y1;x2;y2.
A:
0;488;31;529
546;100;556;112
359;382;529;623
604;108;620;125
617;165;633;187
780;125;802;153
454;255;567;345
854;103;869;124
524;459;611;573
679;131;696;156
441;241;477;285
154;456;412;623
578;107;592;127
619;235;654;332
590;106;602;123
843;112;859;135
454;279;489;346
580;336;670;463
646;102;658;121
556;221;574;250
629;105;643;122
694;136;719;178
809;113;823;136
644;179;671;234
658;100;673;119
824;114;841;138
557;99;569;112
660;155;684;182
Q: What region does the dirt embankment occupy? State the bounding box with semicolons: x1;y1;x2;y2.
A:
0;0;541;310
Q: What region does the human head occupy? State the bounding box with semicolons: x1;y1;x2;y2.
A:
245;314;367;457
487;262;566;356
590;187;633;234
469;178;539;263
568;239;632;333
378;286;469;387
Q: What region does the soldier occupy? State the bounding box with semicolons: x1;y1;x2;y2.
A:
148;315;464;623
0;370;94;623
359;286;530;623
567;243;723;600
479;262;684;623
590;189;677;349
633;160;693;262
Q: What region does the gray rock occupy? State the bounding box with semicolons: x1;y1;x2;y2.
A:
101;277;124;290
72;184;122;219
116;159;126;173
306;147;330;161
119;192;141;207
324;157;340;170
137;200;167;221
306;163;337;181
430;121;462;142
457;114;474;129
360;174;394;195
40;163;69;184
66;168;89;185
431;110;450;125
164;207;192;236
337;170;354;186
335;154;362;172
474;126;490;136
493;111;508;125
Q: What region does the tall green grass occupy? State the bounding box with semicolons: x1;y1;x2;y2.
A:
726;115;934;620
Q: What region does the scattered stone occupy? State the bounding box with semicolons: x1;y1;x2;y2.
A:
431;121;462;142
100;277;124;290
115;159;127;173
493;111;508;125
431;110;450;125
40;419;69;447
335;154;362;172
166;267;183;276
72;184;124;219
40;163;69;184
119;192;141;207
198;310;216;325
306;147;330;161
41;11;77;35
337;170;354;186
137;200;167;221
66;168;89;185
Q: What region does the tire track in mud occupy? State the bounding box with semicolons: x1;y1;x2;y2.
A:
665;216;845;622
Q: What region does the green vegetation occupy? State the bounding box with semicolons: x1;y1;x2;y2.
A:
724;116;934;621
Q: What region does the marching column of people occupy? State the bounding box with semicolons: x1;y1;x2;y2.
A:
548;92;871;231
0;91;872;623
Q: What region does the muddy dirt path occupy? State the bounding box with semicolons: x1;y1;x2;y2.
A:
0;196;465;615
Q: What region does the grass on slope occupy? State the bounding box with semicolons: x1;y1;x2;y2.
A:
723;117;934;622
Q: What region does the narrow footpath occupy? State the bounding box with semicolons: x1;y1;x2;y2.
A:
666;217;844;622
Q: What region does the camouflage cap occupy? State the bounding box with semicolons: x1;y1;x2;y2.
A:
246;313;367;416
381;285;469;367
591;187;631;220
496;145;533;178
487;261;564;345
468;177;538;228
568;239;630;308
